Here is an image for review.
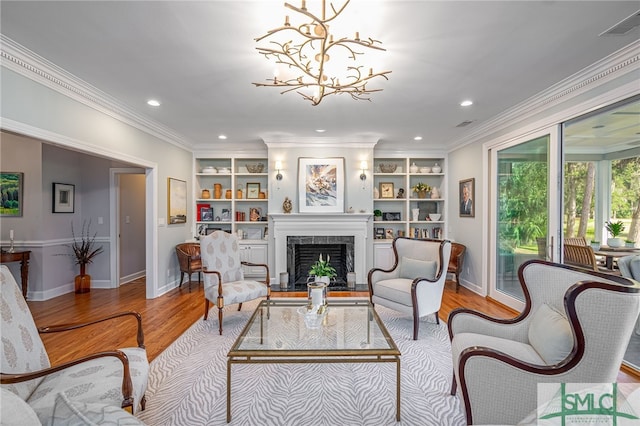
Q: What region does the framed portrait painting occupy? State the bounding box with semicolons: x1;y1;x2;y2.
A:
298;157;345;213
1;172;24;217
459;178;475;217
52;182;75;213
167;177;187;224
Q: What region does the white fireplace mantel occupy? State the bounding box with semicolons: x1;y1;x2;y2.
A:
270;213;372;284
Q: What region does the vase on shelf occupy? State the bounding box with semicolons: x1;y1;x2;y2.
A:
412;208;420;221
431;187;440;199
417;190;428;199
409;162;419;173
432;163;442;173
213;183;222;199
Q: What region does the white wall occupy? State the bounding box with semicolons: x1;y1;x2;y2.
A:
119;173;146;282
1;66;193;299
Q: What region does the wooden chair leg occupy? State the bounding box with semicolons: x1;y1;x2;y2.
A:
455;272;460;292
179;272;185;287
435;311;440;325
204;299;210;320
237;302;243;311
413;316;419;340
450;373;457;395
218;306;223;335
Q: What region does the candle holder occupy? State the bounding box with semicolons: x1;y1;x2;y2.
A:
307;281;328;308
8;237;15;253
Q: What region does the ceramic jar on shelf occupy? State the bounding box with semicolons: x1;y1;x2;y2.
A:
432;163;442;173
409;162;419;173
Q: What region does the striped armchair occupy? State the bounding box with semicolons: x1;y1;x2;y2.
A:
448;260;640;425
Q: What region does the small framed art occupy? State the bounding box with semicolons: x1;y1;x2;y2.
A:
379;182;394;199
246;182;261;199
52;182;75;213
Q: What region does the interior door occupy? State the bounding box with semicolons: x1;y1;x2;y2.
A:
488;127;561;310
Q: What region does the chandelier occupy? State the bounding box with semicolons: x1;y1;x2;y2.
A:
253;0;391;106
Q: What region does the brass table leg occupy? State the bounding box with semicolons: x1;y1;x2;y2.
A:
227;358;232;423
396;357;401;421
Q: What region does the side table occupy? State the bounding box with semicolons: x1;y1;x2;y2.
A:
1;250;31;299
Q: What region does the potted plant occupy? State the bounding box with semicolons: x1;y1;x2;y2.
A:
590;240;601;251
605;220;625;248
412;182;431;199
308;254;337;285
65;221;104;293
374;209;382;221
625;239;636;248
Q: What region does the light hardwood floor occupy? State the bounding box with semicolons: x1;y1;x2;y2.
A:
26;278;638;383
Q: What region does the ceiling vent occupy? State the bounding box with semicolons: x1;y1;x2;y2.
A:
456;120;475;128
600;11;640;36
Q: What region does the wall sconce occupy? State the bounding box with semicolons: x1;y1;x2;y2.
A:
359;161;368;181
275;161;283;181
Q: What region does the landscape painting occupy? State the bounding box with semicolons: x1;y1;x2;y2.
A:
298;158;344;213
1;172;23;217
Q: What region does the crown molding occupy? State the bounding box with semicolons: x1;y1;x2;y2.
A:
449;40;640;151
263;136;379;149
0;35;193;151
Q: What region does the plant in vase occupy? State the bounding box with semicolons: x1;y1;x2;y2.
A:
625;239;636;248
605;220;625;248
308;254;337;285
412;182;431;199
64;221;104;293
374;209;382;221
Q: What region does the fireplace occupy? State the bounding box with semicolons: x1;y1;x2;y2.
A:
271;213;371;289
287;236;355;287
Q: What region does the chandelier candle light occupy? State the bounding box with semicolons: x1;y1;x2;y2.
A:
253;0;391;105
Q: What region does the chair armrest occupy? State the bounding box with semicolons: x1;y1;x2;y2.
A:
240;262;270;285
447;307;529;343
1;350;135;410
457;346;568;425
38;311;145;349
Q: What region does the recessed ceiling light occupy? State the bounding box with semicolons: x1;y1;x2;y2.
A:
218;134;227;140
460;100;473;107
414;136;423;141
147;99;160;107
315;129;326;133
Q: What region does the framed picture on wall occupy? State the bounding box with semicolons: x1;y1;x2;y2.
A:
1;172;24;217
52;182;75;213
459;178;475;218
298;157;345;213
167;177;187;224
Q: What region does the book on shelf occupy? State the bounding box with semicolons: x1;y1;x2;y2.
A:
196;203;209;221
235;211;246;221
201;207;214;222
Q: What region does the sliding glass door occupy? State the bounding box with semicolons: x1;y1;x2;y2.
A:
489;128;561;309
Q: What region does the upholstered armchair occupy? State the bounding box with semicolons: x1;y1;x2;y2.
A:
176;242;202;290
448;260;640;425
0;265;149;425
368;237;451;340
618;254;640;335
200;231;270;335
447;242;466;292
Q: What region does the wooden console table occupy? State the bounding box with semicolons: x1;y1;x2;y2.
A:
1;250;31;298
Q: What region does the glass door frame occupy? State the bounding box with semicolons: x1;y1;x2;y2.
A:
487;125;562;311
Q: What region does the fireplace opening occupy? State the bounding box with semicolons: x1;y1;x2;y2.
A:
286;236;354;289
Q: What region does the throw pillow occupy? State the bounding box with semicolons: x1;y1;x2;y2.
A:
399;257;437;280
528;303;573;365
51;392;145;426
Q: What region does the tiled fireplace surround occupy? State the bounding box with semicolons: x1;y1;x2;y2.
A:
271;214;371;287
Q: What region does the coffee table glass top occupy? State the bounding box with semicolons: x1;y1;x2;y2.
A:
229;299;400;356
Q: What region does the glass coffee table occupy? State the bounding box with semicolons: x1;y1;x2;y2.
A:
226;299;401;422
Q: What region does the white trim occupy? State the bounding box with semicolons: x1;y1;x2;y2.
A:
0;34;193;151
453;41;640;151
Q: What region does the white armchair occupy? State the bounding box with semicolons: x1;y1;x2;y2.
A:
0;265;148;425
618;254;640;335
368;237;451;340
448;260;640;425
200;230;270;334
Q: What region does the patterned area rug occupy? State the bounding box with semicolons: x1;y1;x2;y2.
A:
136;299;465;426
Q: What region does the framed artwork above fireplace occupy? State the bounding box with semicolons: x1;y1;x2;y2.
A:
298;157;345;213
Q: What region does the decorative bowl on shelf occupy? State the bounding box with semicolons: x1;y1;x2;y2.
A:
379;163;397;173
217;167;231;174
201;166;217;174
245;163;264;173
429;213;441;221
419;167;431;173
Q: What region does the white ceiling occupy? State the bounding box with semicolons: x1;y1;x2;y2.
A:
1;1;639;152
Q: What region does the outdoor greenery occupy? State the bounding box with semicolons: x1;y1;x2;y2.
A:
500;155;639;253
